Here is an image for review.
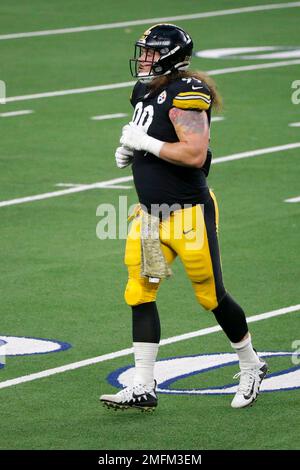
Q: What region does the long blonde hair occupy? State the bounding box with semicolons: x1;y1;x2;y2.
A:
150;70;223;112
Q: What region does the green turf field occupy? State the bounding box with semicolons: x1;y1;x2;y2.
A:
0;0;299;451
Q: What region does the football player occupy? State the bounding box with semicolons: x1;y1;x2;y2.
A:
100;24;268;411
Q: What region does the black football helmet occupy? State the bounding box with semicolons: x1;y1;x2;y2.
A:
130;23;193;82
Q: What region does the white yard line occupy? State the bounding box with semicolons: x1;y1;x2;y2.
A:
211;117;224;122
5;60;300;103
56;183;133;189
161;304;300;345
0;110;33;117
91;113;128;121
289;122;300;127
0;2;299;41
284;195;300;203
55;183;85;188
90;114;223;122
98;185;133;189
0;143;299;208
5;82;136;103
0;176;134;208
208;59;300;75
212;142;300;164
0;303;299;390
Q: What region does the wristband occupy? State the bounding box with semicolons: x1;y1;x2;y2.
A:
144;135;164;157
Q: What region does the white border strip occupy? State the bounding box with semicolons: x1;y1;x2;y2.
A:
5;81;136;103
1;2;300;41
285;195;300;203
0;110;33;117
0;143;299;208
91;113;128;121
0;176;134;208
0;184;103;208
211;117;225;122
212;142;300;164
0;303;299;390
208;59;300;75
5;60;300;103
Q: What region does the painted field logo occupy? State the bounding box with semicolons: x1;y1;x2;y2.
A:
107;352;300;395
0;339;6;369
291;80;300;105
0;335;71;357
195;46;300;60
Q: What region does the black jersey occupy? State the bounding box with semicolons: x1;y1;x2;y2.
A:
130;76;213;211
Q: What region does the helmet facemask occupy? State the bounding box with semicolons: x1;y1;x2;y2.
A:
129;45;161;83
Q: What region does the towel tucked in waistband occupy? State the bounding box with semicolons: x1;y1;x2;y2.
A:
140;208;172;283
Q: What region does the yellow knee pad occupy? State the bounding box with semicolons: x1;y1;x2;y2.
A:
124;278;143;306
124;278;159;306
124;266;160;306
192;280;218;311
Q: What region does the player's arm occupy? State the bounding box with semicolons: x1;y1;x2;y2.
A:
120;82;211;167
120;112;209;169
158;108;209;168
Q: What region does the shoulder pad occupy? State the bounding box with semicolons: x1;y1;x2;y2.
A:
171;77;211;111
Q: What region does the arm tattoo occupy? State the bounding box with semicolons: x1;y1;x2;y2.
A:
169;108;207;135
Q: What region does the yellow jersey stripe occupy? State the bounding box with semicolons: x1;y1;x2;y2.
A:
173;95;211;104
176;91;211;99
172;98;210;111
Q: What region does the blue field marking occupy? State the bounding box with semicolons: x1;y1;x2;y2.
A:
107;351;300;395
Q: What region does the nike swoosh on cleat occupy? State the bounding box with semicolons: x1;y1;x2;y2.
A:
183;228;194;235
132;392;156;400
243;381;255;400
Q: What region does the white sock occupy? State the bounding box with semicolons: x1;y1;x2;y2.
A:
133;342;159;387
230;334;262;369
